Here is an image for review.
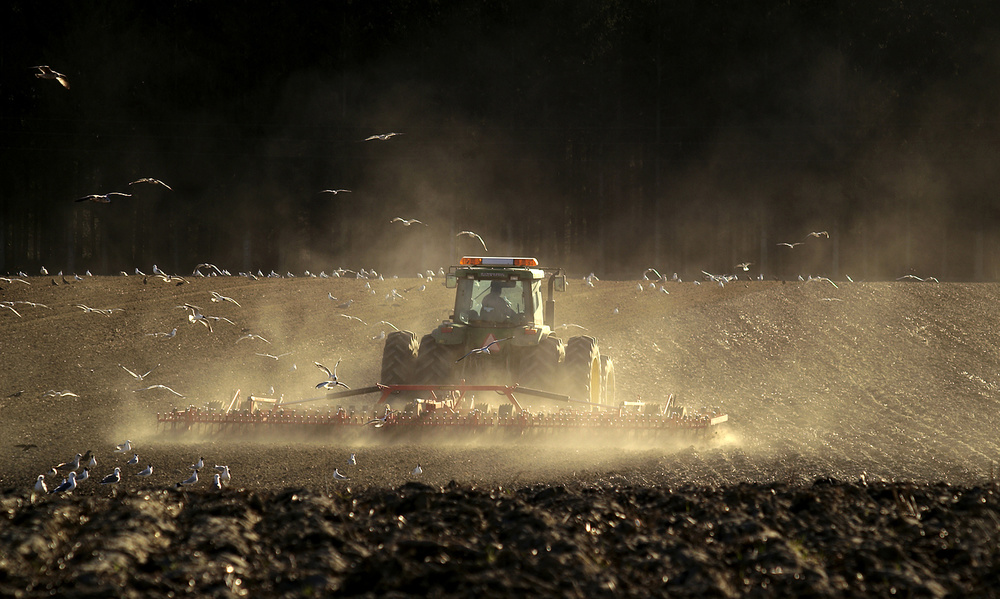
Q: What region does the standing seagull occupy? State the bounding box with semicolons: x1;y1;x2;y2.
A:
50;472;78;494
33;65;70;89
211;473;223;490
214;465;231;483
100;468;122;485
129;178;172;190
75;192;131;204
136;464;153;477
114;439;132;453
315;360;350;390
54;453;82;473
34;475;47;493
364;132;403;141
412;464;423;476
347;453;357;466
457;231;488;252
176;470;198;487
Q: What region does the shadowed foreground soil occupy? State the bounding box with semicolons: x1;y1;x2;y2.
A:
3;274;1000;596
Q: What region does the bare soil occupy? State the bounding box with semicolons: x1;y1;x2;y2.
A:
2;273;1000;597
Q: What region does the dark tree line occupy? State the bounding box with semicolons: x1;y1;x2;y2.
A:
2;0;1000;279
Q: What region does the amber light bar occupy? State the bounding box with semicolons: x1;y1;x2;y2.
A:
459;257;538;267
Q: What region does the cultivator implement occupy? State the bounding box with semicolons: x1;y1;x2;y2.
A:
156;384;728;442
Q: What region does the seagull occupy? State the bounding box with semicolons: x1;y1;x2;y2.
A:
456;230;488;252
390;217;427;226
136;464;153;477
336;299;354;309
134;384;184;397
456;337;513;363
364;132;403;141
333;469;349;480
777;242;803;249
190;457;204;470
40;266;48;275
214;465;231;483
555;323;588;331
347;453;357;466
340;314;368;325
126;453;139;465
315;360;350;390
319;189;351;195
145;327;177;338
75;192;131;203
378;320;400;331
49;472;77;494
1;303;22;317
412;464;423;475
54;454;82;473
42;389;79;398
129;178;172;190
176;470;198;487
194;263;224;276
736;262;752;271
87;454;97;468
236;333;270;344
34;475;47;493
806;231;830;239
114;440;132;453
209;291;241;306
256;352;293;360
0;277;30;285
211;473;223;490
33;65;70;89
120;364;159;381
77;468;90;482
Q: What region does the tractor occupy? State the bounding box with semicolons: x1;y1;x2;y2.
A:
380;256;614;408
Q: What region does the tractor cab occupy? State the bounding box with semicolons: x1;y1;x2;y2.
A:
446;257;564;329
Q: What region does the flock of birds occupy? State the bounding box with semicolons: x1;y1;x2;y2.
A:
34;439;423;494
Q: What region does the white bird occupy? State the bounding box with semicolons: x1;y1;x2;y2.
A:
214;465;231;483
86;454;97;468
209;291;241;307
256;352;293;360
49;472;77;494
612;307;619;315
77;468;90;482
456;337;513;363
777;242;802;249
364;132;403;141
211;473;223;490
33;65;70;88
347;453;357;466
100;468;121;484
390;217;427;226
806;231;829;239
114;440;132;453
42;389;79;398
129;178;172;190
126;453;139;465
736;262;752;271
190;457;204;470
412;464;423;475
136;464;153;477
145;327;177;338
315;360;350;390
134;384;184;397
333;469;349;480
120;364;159;380
176;470;198;486
556;323;588;331
54;453;82;473
34;475;47;493
75;192;131;204
340;314;367;325
40;266;48;275
320;189;351;194
236;333;270;344
456;230;488;252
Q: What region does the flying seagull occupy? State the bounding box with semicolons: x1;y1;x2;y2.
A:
319;189;351;195
457;230;488;252
777;242;803;249
391;217;427;226
120;364;159;381
33;65;70;89
456;337;513;362
315;359;350;390
209;291;241;307
364;132;403;141
129;178;172;190
736;262;752;271
134;384;184;397
75;192;131;203
806;231;830;239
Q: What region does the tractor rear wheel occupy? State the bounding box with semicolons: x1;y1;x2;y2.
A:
416;334;457;385
600;355;616;406
519;335;564;392
564;336;601;408
381;331;419;385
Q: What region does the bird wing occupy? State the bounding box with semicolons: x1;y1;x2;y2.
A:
314;362;334;378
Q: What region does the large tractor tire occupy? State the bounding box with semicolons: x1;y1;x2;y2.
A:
380;331;419;385
519;335;564;392
564;335;601;409
416;334;457;385
600;355;616;406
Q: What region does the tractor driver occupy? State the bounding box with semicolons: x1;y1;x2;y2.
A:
481;280;517;322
